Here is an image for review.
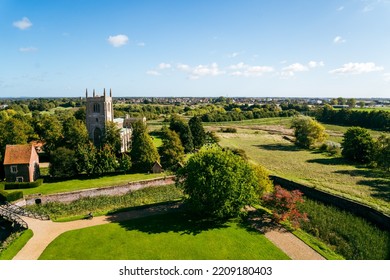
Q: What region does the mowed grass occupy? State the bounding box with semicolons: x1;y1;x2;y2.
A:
0;230;33;260
39;212;290;260
21;173;168;196
216;127;390;215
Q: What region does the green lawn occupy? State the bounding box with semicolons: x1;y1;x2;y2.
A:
217;127;390;215
0;230;33;260
39;212;290;260
21;173;168;196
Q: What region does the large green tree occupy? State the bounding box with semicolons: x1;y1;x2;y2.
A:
188;116;206;149
102;121;122;154
130;121;160;172
35;114;63;154
176;145;265;219
159;126;185;169
49;147;77;178
374;135;390;171
291;116;327;148
341;127;374;163
62;116;89;149
169;115;194;153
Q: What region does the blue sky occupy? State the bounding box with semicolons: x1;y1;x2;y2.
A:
1;0;390;98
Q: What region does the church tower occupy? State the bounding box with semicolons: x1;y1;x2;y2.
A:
85;88;113;147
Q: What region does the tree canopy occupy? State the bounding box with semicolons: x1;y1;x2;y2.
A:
342;127;374;163
188;116;206;149
159;126;185;169
291;115;327;148
176;145;268;219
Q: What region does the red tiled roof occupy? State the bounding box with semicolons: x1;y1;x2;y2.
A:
3;144;36;165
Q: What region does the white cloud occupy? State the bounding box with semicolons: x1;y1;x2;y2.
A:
137;42;145;47
329;62;384;74
190;63;224;79
13;17;32;30
281;61;324;77
107;34;129;47
363;4;374;12
228;62;274;77
337;6;344;11
146;70;161;76
333;36;346;44
176;63;191;72
308;61;325;68
19;47;38;52
158;63;171;70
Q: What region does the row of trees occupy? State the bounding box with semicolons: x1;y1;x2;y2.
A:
315;105;390;131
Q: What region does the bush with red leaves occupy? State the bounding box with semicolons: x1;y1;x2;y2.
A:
262;185;308;229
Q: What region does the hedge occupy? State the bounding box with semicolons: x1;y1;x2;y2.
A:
4;179;44;190
0;189;23;202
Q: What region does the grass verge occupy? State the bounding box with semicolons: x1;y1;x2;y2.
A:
20;172;168;196
0;230;33;260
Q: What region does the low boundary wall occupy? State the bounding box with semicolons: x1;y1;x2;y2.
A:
270;175;390;231
17;176;176;207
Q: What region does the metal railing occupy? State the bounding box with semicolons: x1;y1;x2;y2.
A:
0;207;28;230
0;202;50;221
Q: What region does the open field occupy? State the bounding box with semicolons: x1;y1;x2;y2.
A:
211;121;390;215
18;173;167;196
38;212;290;260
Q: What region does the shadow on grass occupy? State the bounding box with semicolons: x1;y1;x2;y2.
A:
306;157;348;166
108;208;230;236
238;209;282;234
254;144;302;152
334;169;390;202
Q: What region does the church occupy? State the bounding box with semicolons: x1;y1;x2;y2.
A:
85;88;132;153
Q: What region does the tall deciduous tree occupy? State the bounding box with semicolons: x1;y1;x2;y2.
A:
35;114;63;154
176;145;265;219
159;126;185;169
169;115;194;153
374;135;390;171
102;121;122;154
130;120;160;172
62;116;89;149
49;147;77;178
291;116;327;148
188;116;206;149
342;127;374;163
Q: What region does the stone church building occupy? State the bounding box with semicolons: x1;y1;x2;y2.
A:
85;88;132;152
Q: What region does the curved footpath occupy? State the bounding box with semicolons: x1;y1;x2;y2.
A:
13;204;324;260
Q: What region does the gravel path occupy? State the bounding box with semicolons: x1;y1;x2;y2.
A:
13;205;325;260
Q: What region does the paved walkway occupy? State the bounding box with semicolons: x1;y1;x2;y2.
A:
13;205;324;260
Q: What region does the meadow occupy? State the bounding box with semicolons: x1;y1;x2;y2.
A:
205;118;390;215
38;212;290;260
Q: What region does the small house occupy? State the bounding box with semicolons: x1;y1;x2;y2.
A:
3;144;40;182
151;161;163;174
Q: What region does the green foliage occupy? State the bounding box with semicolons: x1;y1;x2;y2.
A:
159;126;185;169
4;179;43;190
188;116;206;149
0;117;35;155
291;115;327;148
61;116;89;149
169;115;194;153
176;145;263;219
298;199;390;260
94;145;118;174
34;114;63;154
0;189;23;202
130;121;160;172
102;121;122;154
373;134;390;171
49;147;77;178
117;153;132;174
319;141;341;156
74;142;97;175
220;127;237;133
341;127;374;163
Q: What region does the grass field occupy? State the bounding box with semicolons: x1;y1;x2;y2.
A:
213;122;390;215
39;212;290;260
20;173;167;196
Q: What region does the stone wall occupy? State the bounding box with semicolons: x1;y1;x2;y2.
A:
17;176;176;207
270;175;390;231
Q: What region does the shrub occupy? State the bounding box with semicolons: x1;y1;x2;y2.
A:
319;141;341;156
220;127;237;133
262;186;308;229
0;189;23;202
341;127;374;163
4;179;44;190
291;115;327;148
